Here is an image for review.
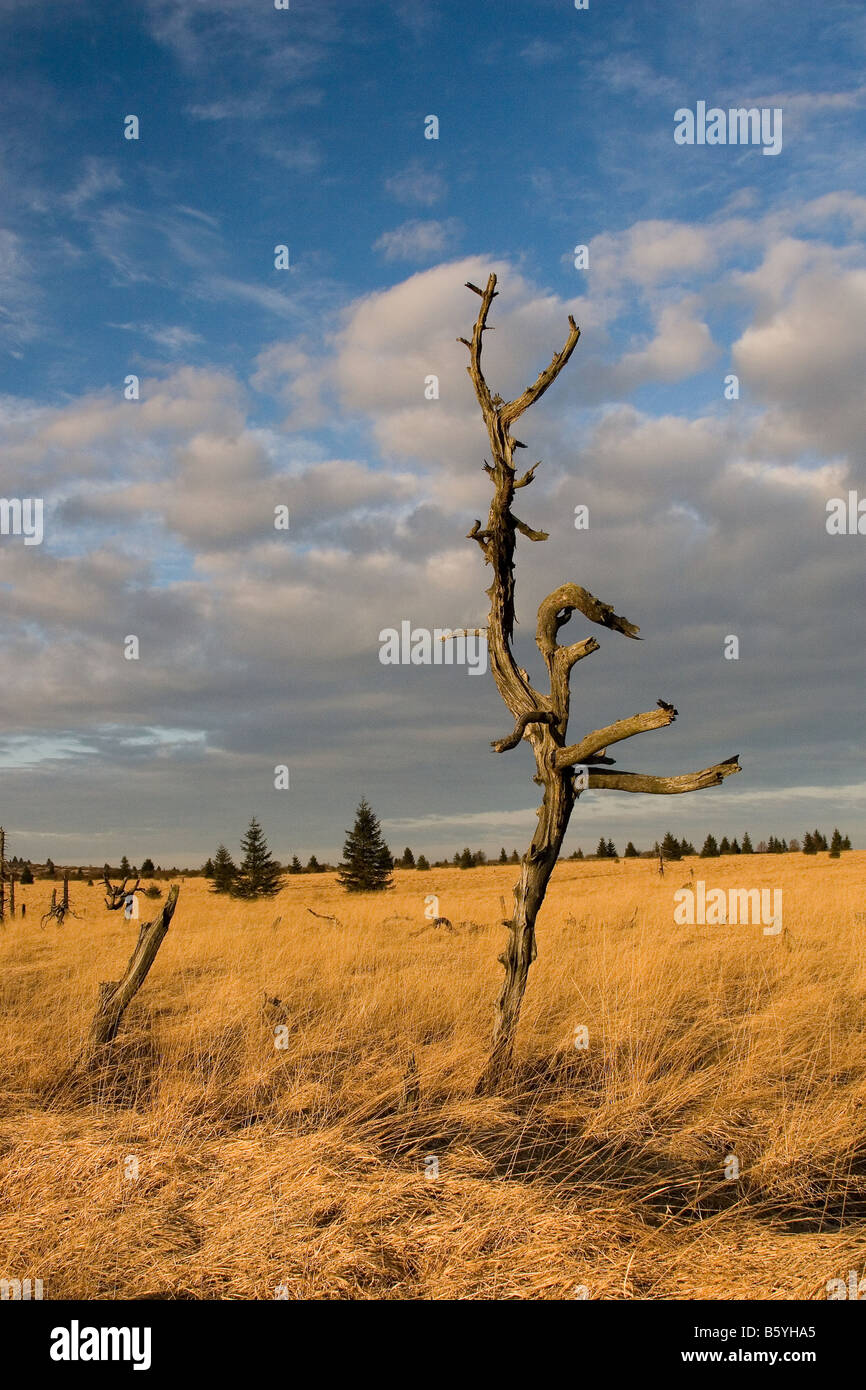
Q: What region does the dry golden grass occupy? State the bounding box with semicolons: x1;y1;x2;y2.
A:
1;854;865;1300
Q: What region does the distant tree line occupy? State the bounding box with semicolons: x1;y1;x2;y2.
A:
559;827;854;861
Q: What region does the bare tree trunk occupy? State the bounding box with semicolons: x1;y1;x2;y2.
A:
480;787;572;1091
460;275;741;1091
86;885;179;1052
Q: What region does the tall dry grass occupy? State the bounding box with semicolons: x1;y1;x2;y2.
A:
1;854;865;1299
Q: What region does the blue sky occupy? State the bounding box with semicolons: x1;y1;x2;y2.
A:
1;0;865;865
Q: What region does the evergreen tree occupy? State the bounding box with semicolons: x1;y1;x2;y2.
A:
730;838;740;854
741;831;754;854
509;850;520;864
458;847;474;869
606;838;617;859
681;839;696;857
499;847;508;864
842;834;852;851
338;797;393;893
719;836;731;855
416;854;430;871
624;841;638;858
141;857;155;875
700;834;719;858
289;855;303;874
399;847;416;869
574;847;584;859
20;864;33;885
595;836;609;859
234;818;282;898
829;827;843;859
306;855;321;873
661;831;682;861
209;844;237;895
473;850;487;866
802;831;817;855
120;855;131;876
45;858;55;877
202;857;214;877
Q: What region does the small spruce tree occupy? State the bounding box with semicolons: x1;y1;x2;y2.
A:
700;834;719;858
338;798;393;892
661;831;682;861
210;844;237;895
624;841;638;858
416;854;430;871
234;818;282;898
741;831;754;854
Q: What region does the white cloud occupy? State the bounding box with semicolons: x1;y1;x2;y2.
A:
373;218;461;262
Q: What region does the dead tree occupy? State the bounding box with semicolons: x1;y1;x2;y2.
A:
103;871;140;911
86;885;179;1050
461;274;741;1092
41;875;76;928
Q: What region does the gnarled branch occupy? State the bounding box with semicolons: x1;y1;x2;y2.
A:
556;706;677;769
492;710;558;753
500;316;580;427
587;757;741;795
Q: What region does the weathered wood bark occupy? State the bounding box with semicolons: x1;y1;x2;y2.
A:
86;885;179;1051
461;275;741;1093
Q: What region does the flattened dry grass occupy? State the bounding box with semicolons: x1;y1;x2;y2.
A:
1;855;864;1299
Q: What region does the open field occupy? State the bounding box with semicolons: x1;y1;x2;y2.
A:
1;854;865;1300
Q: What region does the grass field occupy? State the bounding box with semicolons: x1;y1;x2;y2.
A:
1;854;865;1300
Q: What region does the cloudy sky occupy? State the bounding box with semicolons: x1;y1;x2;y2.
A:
1;0;864;866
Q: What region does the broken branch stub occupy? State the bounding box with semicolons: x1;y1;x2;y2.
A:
86;885;179;1051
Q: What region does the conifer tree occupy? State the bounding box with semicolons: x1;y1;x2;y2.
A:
741;831;754;853
624;841;638;858
700;834;719;858
661;831;682;861
234;818;282;898
338;797;393;893
210;844;237;894
829;827;843;858
416;854;430;871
